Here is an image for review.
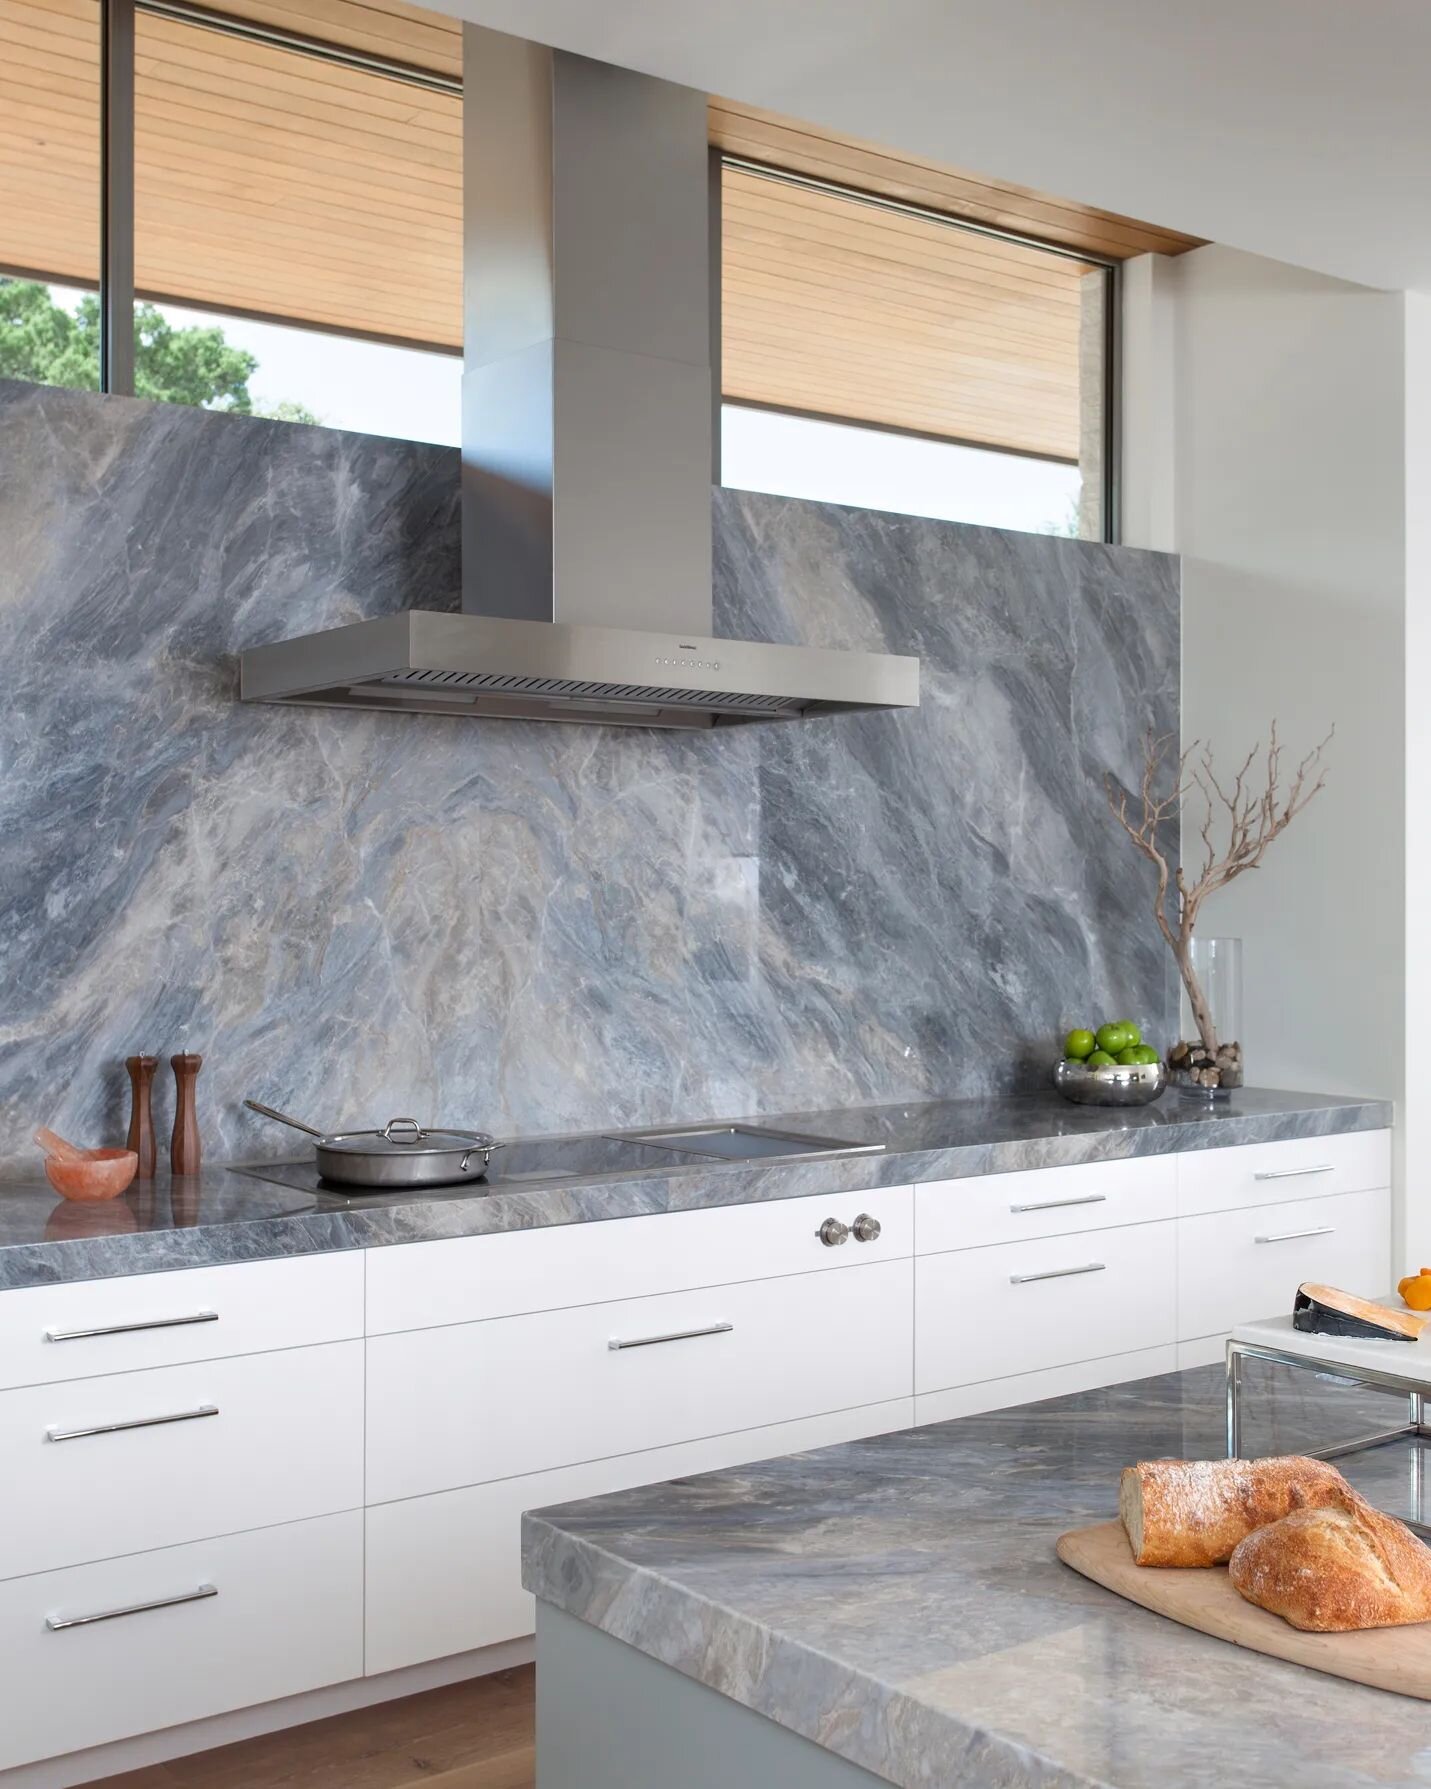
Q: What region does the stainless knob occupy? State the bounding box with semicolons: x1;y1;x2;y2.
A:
817;1217;850;1247
851;1213;882;1243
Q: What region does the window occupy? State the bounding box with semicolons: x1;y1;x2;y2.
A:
1;0;461;442
718;160;1112;540
0;0;101;391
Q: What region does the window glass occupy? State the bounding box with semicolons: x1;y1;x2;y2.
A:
720;165;1107;539
0;0;100;391
721;404;1082;537
132;8;460;440
133;298;460;441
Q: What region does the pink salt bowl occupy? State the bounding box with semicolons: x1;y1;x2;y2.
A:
37;1130;139;1202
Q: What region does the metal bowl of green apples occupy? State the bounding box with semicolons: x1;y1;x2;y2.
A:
1052;1021;1167;1107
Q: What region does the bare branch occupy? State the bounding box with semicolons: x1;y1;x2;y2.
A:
1106;721;1333;1055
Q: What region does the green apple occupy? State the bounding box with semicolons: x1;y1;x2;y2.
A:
1064;1028;1096;1060
1095;1021;1133;1055
1085;1049;1116;1068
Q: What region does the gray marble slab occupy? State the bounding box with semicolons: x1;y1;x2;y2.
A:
0;380;1179;1175
0;1087;1389;1288
523;1361;1431;1789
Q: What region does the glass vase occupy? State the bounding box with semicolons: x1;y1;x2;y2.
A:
1170;936;1243;1100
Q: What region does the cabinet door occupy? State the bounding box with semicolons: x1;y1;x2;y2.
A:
1178;1186;1390;1341
0;1511;362;1772
0;1252;364;1390
917;1157;1175;1254
365;1185;912;1334
916;1221;1176;1395
0;1340;364;1577
367;1259;913;1504
1177;1130;1390;1217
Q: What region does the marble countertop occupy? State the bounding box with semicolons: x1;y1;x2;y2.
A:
523;1362;1429;1789
0;1087;1389;1290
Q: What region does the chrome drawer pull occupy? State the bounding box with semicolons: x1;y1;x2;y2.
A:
1252;1165;1334;1181
609;1323;733;1352
1009;1262;1106;1285
1255;1225;1335;1245
45;1312;218;1343
1009;1194;1107;1214
46;1404;219;1443
47;1584;217;1631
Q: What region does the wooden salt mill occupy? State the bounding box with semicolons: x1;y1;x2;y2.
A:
170;1053;203;1175
125;1054;158;1179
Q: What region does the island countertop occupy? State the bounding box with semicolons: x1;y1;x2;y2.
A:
0;1086;1389;1289
522;1363;1427;1789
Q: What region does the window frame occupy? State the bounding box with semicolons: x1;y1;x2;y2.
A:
86;0;463;393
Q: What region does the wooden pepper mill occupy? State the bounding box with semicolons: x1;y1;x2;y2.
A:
170;1053;203;1175
125;1054;159;1179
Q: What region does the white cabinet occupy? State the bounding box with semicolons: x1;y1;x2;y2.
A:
1178;1185;1390;1343
365;1185;913;1333
910;1128;1391;1420
916;1156;1176;1254
0;1511;363;1772
1177;1129;1389;1216
0;1252;364;1390
367;1258;913;1504
0;1340;364;1579
916;1221;1177;1395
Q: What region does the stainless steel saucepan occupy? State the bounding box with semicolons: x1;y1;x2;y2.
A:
244;1100;504;1190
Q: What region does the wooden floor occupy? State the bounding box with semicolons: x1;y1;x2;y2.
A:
99;1668;535;1789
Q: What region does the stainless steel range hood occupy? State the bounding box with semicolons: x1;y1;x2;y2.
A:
239;28;919;729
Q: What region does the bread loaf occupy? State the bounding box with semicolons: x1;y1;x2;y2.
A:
1119;1455;1354;1567
1229;1497;1431;1631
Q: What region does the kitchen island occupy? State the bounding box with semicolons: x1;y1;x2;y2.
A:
523;1364;1427;1789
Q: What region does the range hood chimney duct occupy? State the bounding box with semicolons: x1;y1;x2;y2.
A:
462;28;715;636
238;28;919;727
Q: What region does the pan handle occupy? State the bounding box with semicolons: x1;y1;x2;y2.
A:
243;1099;326;1140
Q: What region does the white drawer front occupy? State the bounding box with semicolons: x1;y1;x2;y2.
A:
367;1257;913;1503
365;1397;913;1674
0;1340;364;1579
1177;1129;1390;1216
0;1510;362;1772
366;1185;912;1334
915;1221;1176;1394
916;1156;1176;1255
0;1252;364;1390
1178;1185;1391;1340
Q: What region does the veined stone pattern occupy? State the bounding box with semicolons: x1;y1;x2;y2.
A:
0;380;1178;1171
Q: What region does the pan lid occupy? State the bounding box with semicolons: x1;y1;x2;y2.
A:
319;1117;499;1158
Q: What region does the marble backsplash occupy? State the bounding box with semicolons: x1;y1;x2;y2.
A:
0;379;1178;1171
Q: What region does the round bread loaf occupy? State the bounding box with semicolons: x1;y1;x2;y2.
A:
1229;1497;1431;1631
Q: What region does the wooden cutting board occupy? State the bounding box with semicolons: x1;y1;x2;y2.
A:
1058;1521;1431;1700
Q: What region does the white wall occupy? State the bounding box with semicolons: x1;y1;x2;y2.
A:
1124;245;1408;1248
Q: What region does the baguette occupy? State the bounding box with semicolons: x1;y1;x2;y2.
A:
1119;1455;1355;1567
1229;1497;1431;1631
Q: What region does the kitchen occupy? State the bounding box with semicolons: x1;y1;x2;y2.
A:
0;0;1421;1785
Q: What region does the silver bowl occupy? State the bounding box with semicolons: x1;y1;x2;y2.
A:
1053;1058;1168;1108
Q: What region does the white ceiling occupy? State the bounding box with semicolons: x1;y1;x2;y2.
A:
432;0;1431;292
